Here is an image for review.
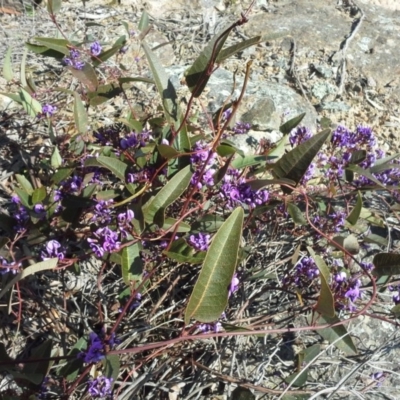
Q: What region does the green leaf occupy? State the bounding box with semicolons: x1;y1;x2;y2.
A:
331;235;360;255
15;174;34;195
247;178;296;191
138;10;150;32
88;83;123;106
157;144;180;160
347;191;362;225
141;41;190;165
373;253;400;276
57;337;86;381
191;215;226;233
15;187;31;208
216;36;263;62
231;154;267;170
3;47;13;82
51;168;73;184
313;314;357;355
20;48;27;88
51;146;62;168
22;339;53;384
272;129;331;192
308;247;335;318
92;45;123;67
73;93;88;134
279;113;306;135
32;186;47;205
162;218;191;232
230;387;256;400
121;242;143;285
370;152;400;173
349;150;367;165
33;37;70;55
47;0;62;14
97;156;128;181
287;203;306;225
345;165;386;189
163;238;206;264
213;154;234;186
69;62;99;92
0;258;58;301
103;354;120;383
185;207;244;324
391;304;400;317
143;165;192;223
19;88;42;117
216;144;237;157
184;26;231;97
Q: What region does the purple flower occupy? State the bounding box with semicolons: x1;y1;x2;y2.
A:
87;227;120;257
190;141;215;165
0;257;19;275
87;376;113;398
63;49;85;70
188;233;211;251
38;104;57;118
41;240;65;260
79;332;105;364
289;126;312;146
92;200;114;224
371;371;385;387
117;209;134;237
229;274;239;297
199;322;222;333
90;41;102;57
233;121;251;135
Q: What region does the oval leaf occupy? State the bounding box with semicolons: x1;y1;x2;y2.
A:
185;207;244;324
121;242;143;285
272;129;331;192
373;253;400;276
279;113;306;135
97;156;128;181
73;93;88;134
346;191;362;225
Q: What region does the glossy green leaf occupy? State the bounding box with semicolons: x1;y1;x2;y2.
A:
143;165;192;222
279;113;306;135
3;47;13;82
47;0;62;14
308;247;335;318
15;174;34;195
51;146;62;168
33;37;70;55
184;26;231;97
69;62;99;92
32;186;46;205
287;203;306;225
97;156;128;181
185;207;244;324
121;242;143;285
103;354;120;383
73;93;88;134
347;191;362;225
19;88;42;117
272;129;331;192
373;253;400;276
231;154;267;170
313;314;357;355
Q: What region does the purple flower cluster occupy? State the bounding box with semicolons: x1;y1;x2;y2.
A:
190;141;217;189
117;209;134;237
90;41;102;57
312;209;347;234
228;274;239;297
63;48;85;70
120;130;152;150
11;196;29;232
38;104;57;118
388;285;400;305
61;175;83;194
79;332;106;364
87;376;113;398
293;257;320;286
331;272;362;311
87;227;120;258
0;257;19;276
127;167;155;184
188;232;211;251
41;240;65;260
91;200;114;224
220;170;269;209
233;121;251;135
198;321;222;333
289;126;312;146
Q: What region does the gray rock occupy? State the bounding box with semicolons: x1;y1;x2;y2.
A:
240;97;280;131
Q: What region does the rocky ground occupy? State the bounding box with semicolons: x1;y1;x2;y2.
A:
1;0;400;399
